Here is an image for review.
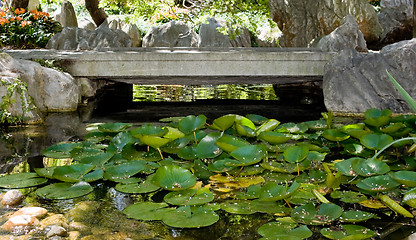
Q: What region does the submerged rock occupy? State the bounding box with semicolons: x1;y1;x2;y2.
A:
1;190;24;206
45;224;67;238
1;215;40;233
11;207;48;219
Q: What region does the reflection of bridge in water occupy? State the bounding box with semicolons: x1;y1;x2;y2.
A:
6;48;334;85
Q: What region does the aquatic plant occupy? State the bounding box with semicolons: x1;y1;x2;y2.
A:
1;109;416;237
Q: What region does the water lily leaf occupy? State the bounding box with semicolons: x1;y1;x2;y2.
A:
52;163;95;182
343;143;373;157
230;145;267;166
258;181;299;202
229;165;264;176
35;182;93;200
258;131;292;145
258;222;313;240
403;187;416;208
70;147;103;161
115;174;160;194
380;122;407;134
82;169;104;182
80;152;113;167
178;115;207;134
208;159;239;173
356;174;400;193
220;200;290;215
152;165;197;191
195;132;223;159
390;171;416;187
42;142;81;158
320;225;376;239
344;128;372;139
291;203;342;225
103;161;147;182
215;134;249;152
246;114;268;125
97;123;132;133
277;122;308;134
360;133;393;151
163;126;185;140
322;129;350;142
0;172;48;189
210;114;236;131
162;205;219;228
177;145;197;160
359;199;387;209
255;119;280;136
236;123;256;137
123;202;173;221
162;137;191;154
220;200;255;214
193;159;214;179
334;158;362;177
131;125;168;137
364;108;392;127
283;145;309;163
137;135;170;150
164;188;214;206
330;191;367;204
340;210;376;222
305;119;327;130
261;160;311;173
209;174;265;191
34;167;56;179
352;158;390;177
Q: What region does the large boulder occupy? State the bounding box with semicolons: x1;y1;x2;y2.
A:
198;18;251;47
59;0;78;28
46;25;132;50
313;15;368;52
377;0;413;44
323;38;416;113
270;0;383;47
0;53;80;122
142;21;198;47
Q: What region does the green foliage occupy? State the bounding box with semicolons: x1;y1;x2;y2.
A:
0;7;62;48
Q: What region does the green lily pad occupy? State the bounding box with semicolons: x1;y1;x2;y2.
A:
380;122;407;134
364;108;392;127
291;203;342;225
35;182;93;200
195;132;223;159
360;133;393;151
103;161;147;182
162;205;219;228
352;158;390;177
229;145;267;166
340;210;376;223
322;129;350;142
356;174;400;193
215;134;249;153
0;172;48;189
277;122;309;134
255;119;280;135
80;152;113;167
330;191;367;204
334;158;362;177
210;114;236;131
258;181;299;202
42;142;81;158
258;222;313;240
283;145;309;163
52;163;95;182
320;224;376;239
137;135;170;150
390;171;416;187
130;125;168;137
70;147;104;161
261;160;311;173
178;115;207;134
246;114;268;125
164;188;214;206
220;200;290;215
208;159;239;172
163;126;185;140
177;145;197;160
152;165;197;191
82;169;104;182
34;167;56;179
97;123;132;133
258;131;292;145
123;202;173;221
110;131;137;152
403;187;416;208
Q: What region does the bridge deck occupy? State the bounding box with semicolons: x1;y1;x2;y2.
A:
5;48;335;85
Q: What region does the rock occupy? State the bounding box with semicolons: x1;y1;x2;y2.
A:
377;0;413;44
45;225;67;238
69;221;89;233
46;25;132;50
142;21;198;47
313;15;368;52
270;0;383;47
78;17;96;31
122;23;141;47
323;38;416;113
1;215;40;233
68;231;81;240
1;190;24;206
11;207;48;219
59;0;78;28
198;18;251;47
255;26;281;47
40;214;68;229
27;0;40;11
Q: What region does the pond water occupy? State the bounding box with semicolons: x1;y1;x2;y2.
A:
0;83;414;239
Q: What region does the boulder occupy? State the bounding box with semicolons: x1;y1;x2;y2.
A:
323;38;416;113
313;15;368;52
198;18;251;47
78;17;96;31
45;225;67;238
11;207;48;219
121;23;142;47
142;21;198;47
59;0;78;28
46;25;132;50
1;215;40;233
377;0;413;44
1;190;24;206
0;52;80;122
27;0;40;11
270;0;383;47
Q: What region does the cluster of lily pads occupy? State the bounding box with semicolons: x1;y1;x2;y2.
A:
1;109;416;239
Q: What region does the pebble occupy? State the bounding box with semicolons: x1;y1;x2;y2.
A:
11;206;48;219
1;214;40;233
68;231;81;240
40;214;69;229
1;190;24;206
69;221;89;232
46;224;67;238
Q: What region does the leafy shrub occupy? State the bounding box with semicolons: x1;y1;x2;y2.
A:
0;7;62;48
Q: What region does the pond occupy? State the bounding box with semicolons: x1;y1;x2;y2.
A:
0;83;415;239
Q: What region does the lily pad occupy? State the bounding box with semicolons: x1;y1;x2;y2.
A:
330;191;367;204
320;225;376;239
52;163;95;182
291;203;342;225
352;158;390;177
255;119;280;135
0;172;48;189
178;115;207;134
215;134;249;153
115;174;160;194
164;188;214;206
152;165;197;191
403;187;416;208
283;145;309;163
258;222;313;240
210;114;236;131
35;182;93;200
195;132;223;159
42;142;81;158
80;152;113;167
364;108;392;128
340;210;376;222
103;161;147;182
356;174;400;193
123;202;174;221
390;171;416;187
258;131;292;145
258;181;299;202
97;123;132;133
162;205;219;228
322;129;350;142
229;145;267;166
360;133;393;151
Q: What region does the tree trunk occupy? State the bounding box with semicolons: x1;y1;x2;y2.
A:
7;0;29;10
85;0;107;27
414;0;416;37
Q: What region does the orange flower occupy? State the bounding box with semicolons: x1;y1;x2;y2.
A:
14;8;25;15
0;11;6;17
16;16;22;21
10;17;15;21
20;20;31;27
0;18;9;26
